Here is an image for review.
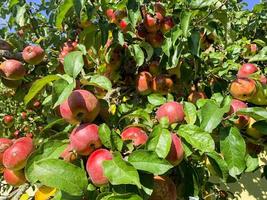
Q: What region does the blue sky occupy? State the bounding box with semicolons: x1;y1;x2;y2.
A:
244;0;261;9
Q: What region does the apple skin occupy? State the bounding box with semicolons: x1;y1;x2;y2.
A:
161;16;175;33
136;71;153;95
260;75;267;85
1;78;22;88
246;118;263;139
152;75;173;95
154;2;166;20
229;78;256;101
166;133;184;166
187;91;207;104
228;99;249;129
0;138;13;166
3;115;14;125
22;45;45;65
156;102;184;124
70;123;102;156
144;14;160;33
237;63;259;78
0;60;26;80
106;8;115;22
149;176;177;200
146;31;164;48
60;144;77;162
136;23;147;38
119;19;128;31
121;127;148;146
3;169;26;187
59;90;100;124
86;149;113;186
3;137;34;170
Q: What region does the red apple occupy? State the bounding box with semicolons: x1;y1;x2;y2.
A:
70;123;102;156
161;16;175;33
0;138;13;166
136;23;147;38
121;127;148;146
152;75;173;94
0;60;26;80
119;19;128;30
3;115;14;125
260;75;267;85
156;102;184;124
136;71;153;95
3;137;34;170
144;14;160;33
166;133;184;166
229;78;256;101
237;63;259;78
59;90;100;124
106;9;115;22
3;169;26;186
60;144;77;162
86;149;113;186
146;31;164;48
187;91;207;104
22;45;45;65
228;99;249;128
149;176;177;200
154;3;166;20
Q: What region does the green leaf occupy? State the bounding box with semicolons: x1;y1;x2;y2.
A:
220;127;246;177
189;31;201;57
103;152;141;188
162;38;172;57
249;46;267;62
127;0;140;28
147;126;172;159
24;75;60;105
178;124;215;153
111;130;123;151
251;120;267;135
200;100;230;133
237;107;267;121
56;0;74;28
64;51;84;78
9;0;19;9
129;44;145;67
33;159;88;196
184;102;197;125
190;0;217;9
107;194;143;200
140;42;153;61
86;75;112;91
53;81;75;109
128;150;173;175
147;93;166;106
180;11;192;37
16;5;26;27
245;154;259;172
99;123;112;149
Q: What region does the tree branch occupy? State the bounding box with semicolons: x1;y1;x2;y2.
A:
0;50;23;61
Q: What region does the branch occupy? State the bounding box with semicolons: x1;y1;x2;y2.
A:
0;50;23;61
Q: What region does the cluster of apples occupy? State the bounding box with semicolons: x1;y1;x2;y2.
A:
0;137;34;186
57;89;184;198
0;45;45;88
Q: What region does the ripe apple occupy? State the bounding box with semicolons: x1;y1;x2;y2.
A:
62;41;78;53
121;127;148;146
86;149;113;186
59;90;100;124
166;133;184;166
237;63;259;78
22;45;45;65
246;118;263;139
0;138;13;166
114;10;127;23
3;169;26;187
119;19;128;31
3;137;34;170
260;75;267;85
146;31;164;48
136;71;153;95
154;2;166;20
70;123;102;156
60;144;77;162
229;78;256;101
0;59;26;80
156;102;184;124
152;75;173;94
149;176;177;200
228;99;249;129
187;91;207;104
106;8;115;22
144;14;160;33
3;115;14;125
161;16;175;33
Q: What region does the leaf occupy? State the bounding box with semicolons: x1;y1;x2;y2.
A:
64;51;84;78
33;159;88;196
85;75;112;91
129;44;145;67
147;93;166;106
251;120;267;135
245;154;259;172
128;150;173;175
147;126;172;159
162;38;172;57
140;42;153;61
200;100;230;133
237;107;267;121
249;46;267;62
190;0;217;9
178;124;215;153
107;194;143;200
184;102;197;125
111;130;123;151
220;127;246;177
9;0;19;9
99;123;112;149
53;81;75;109
189;31;201;57
103;152;141;188
56;0;74;28
16;5;26;26
24;75;60;105
180;11;192;37
127;0;140;28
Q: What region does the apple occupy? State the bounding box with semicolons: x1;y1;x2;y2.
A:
228;99;249;129
146;31;164;48
161;16;175;33
1;77;22;88
86;149;113;186
121;127;148;146
144;14;160;33
60;144;77;162
114;10;127;23
149;60;161;76
0;59;26;80
62;40;78;52
136;23;147;38
187;91;207;104
260;75;267;85
166;133;184;166
152;75;173;94
119;19;128;31
3;137;34;170
70;123;102;156
246;118;263;139
3;115;14;125
22;45;45;65
3;169;26;186
0;138;13;166
156;102;184;124
136;71;153;95
229;78;256;101
154;2;166;20
237;63;259;78
59;90;100;124
106;9;115;22
21;112;27;120
149;176;177;200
